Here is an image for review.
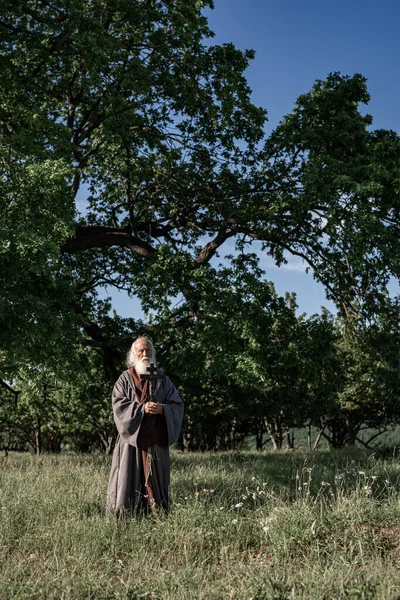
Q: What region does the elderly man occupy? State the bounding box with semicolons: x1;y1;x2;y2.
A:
107;337;184;515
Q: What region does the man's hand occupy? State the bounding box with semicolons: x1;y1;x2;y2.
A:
144;402;164;415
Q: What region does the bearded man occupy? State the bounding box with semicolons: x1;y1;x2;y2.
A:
107;337;184;515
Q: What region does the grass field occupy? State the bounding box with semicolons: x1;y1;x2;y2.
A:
0;448;400;600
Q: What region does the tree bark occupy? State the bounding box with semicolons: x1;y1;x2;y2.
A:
35;415;42;456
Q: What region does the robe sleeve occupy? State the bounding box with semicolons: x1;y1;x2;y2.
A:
161;376;184;446
112;372;144;446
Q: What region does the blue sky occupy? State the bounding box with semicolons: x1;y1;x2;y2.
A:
205;0;400;133
104;0;400;319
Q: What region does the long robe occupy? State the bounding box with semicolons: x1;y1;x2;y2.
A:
107;368;184;515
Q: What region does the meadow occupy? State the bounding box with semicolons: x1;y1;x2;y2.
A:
0;448;399;600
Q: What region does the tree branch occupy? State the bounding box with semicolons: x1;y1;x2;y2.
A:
193;225;236;266
0;378;21;400
61;225;156;258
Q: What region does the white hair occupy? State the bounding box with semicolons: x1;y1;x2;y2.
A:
126;337;156;368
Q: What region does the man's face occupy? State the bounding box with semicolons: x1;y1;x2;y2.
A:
134;340;153;363
132;340;154;375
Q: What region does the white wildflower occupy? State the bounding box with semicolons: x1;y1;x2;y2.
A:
234;503;243;509
311;520;316;537
232;519;238;524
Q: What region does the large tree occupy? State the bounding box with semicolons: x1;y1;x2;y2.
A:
1;0;399;381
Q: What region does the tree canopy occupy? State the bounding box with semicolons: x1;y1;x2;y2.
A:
1;1;400;450
2;2;400;364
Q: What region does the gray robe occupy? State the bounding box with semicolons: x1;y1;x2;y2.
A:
107;369;184;515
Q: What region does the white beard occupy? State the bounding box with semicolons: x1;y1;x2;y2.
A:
133;357;155;376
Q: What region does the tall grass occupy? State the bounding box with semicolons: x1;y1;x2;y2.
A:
0;449;399;599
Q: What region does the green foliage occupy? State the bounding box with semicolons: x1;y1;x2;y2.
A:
323;297;400;447
262;73;400;317
147;257;341;449
0;157;77;373
1;1;400;450
0;348;117;455
2;1;400;370
0;0;267;380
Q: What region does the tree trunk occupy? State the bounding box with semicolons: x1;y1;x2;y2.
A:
286;429;295;450
312;421;326;451
35;415;42;456
255;430;263;450
99;429;115;454
326;415;361;448
264;411;286;450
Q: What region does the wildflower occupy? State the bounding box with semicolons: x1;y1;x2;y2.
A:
219;507;224;510
232;519;238;524
234;503;243;509
262;526;269;533
311;520;316;537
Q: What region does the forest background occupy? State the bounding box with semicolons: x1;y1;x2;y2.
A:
1;0;400;456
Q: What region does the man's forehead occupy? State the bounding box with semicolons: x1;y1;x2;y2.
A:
134;339;152;350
